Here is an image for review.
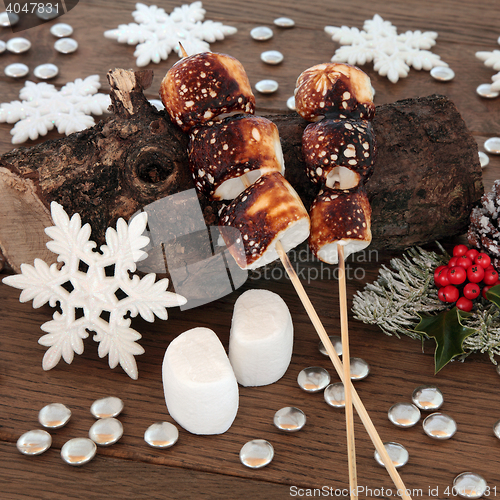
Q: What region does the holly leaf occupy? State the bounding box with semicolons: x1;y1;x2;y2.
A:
414;307;475;373
485;284;500;309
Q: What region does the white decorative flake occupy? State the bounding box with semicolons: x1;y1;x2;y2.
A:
0;75;110;144
2;202;186;379
325;14;448;83
476;38;500;92
104;1;237;67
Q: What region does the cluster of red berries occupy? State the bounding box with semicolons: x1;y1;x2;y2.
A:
434;244;499;312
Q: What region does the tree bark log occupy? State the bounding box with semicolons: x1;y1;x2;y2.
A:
0;69;483;273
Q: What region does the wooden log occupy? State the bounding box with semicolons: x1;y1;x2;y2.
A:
0;69;483;273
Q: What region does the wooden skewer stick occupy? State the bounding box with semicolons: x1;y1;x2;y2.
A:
337;243;357;500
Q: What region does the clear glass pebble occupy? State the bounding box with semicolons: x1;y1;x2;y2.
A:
255;79;279;94
90;396;124;419
54;38;78;54
497;364;500;376
250;26;273;41
478;151;489;168
286;96;296;110
411;385;444;411
318;335;342;357
260;50;283;65
430;66;455;81
476;83;499;98
453;472;488;499
422;412;457;439
89;417;123;446
493;419;500;439
298;366;331;392
6;37;31;54
149;99;165;111
388;402;421;428
240;439;274;469
38;403;71;429
0;40;6;53
484;137;500;155
5;63;29;78
374;442;409;469
17;429;52;455
273;407;306;432
34;63;59;80
61;437;97;466
350;357;370;380
324;382;345;408
36;6;60;20
0;12;19;27
50;23;73;38
274;17;295;28
144;422;179;448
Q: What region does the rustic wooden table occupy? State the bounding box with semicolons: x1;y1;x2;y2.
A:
1;0;500;499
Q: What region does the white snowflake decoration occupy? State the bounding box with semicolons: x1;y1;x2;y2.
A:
476;36;500;92
0;75;111;144
104;1;237;67
325;14;448;83
2;202;186;379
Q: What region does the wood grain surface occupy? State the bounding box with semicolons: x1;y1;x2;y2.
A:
1;0;500;499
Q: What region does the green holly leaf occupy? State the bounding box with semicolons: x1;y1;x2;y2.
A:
485;284;500;309
415;307;475;374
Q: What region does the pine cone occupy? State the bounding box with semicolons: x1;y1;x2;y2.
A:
467;179;500;267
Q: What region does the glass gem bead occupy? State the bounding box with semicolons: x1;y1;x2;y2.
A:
250;26;273;41
484;137;500;155
54;38;78;54
144;422;179;448
422;412;457;439
0;12;19;27
411;385;443;411
350;357;370;380
0;40;6;53
430;66;455;81
287;96;296;110
6;37;31;54
297;366;331;392
61;437;97;466
34;63;59;80
149;99;165;111
374;442;409;469
388;402;421;428
261;50;284;65
318;335;342;357
478;151;489;168
89;417;123;446
493;420;500;439
38;403;71;429
90;396;124;419
324;382;345;408
17;429;52;455
255;79;279;94
5;63;29;78
240;439;274;469
453;472;488;499
273;407;306;432
36;6;60;20
274;17;295;28
476;83;499;98
50;23;73;38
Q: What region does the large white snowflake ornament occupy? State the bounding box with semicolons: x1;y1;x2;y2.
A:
476;36;500;92
325;14;448;83
104;1;237;67
2;202;186;379
0;75;111;144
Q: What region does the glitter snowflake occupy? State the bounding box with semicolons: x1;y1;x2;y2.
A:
324;14;448;83
104;1;237;67
2;202;186;379
0;75;110;144
476;36;500;92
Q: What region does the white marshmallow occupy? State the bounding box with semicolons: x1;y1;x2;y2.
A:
229;289;293;386
162;327;239;435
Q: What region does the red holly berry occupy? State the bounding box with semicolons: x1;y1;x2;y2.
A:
456;296;473;312
442;285;459;303
447;266;467;285
466;249;480;261
467;265;485;283
434;265;448;282
475;253;491;269
483;269;499;286
435;268;450;287
463;282;480;300
438;288;447;302
448;257;459;268
456;256;473;269
453;244;469;257
483;285;493;299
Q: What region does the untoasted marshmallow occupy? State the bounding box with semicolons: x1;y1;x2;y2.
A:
229;289;293;387
162;327;238;435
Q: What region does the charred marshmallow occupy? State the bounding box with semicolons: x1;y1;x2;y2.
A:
294;63;374;122
302;118;376;189
160;52;255;132
189;115;284;200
